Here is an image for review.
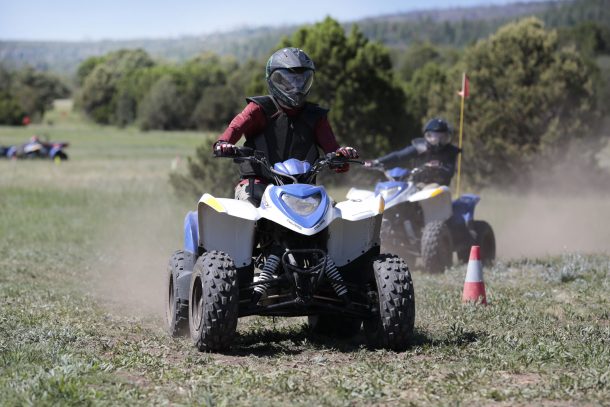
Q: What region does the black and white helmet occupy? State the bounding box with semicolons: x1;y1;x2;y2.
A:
266;48;315;108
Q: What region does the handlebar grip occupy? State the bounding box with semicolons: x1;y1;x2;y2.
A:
214;146;255;158
236;146;254;156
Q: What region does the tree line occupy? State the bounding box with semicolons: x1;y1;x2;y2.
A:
0;65;69;125
169;16;609;196
1;5;609;192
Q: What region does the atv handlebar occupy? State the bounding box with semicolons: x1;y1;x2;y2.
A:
363;161;451;183
215;147;363;185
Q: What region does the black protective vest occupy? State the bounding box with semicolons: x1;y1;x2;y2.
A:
239;95;329;180
411;145;460;169
412;144;460;186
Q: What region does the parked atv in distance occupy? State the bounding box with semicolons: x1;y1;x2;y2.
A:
347;149;495;273
165;148;415;352
2;137;69;160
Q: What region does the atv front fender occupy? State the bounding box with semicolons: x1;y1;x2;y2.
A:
197;194;258;268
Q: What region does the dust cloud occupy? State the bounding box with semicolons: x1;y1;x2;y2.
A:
478;191;610;259
89;192;186;321
476;153;610;258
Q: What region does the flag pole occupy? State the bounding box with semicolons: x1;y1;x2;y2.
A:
456;72;467;198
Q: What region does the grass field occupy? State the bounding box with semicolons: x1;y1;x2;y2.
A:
1;103;609;405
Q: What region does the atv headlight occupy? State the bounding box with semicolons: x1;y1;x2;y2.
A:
281;193;321;216
379;186;401;202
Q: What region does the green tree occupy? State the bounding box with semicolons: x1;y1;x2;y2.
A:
77;49;154;125
76;56;104;86
191;84;239;131
0;66;24;124
10;67;69;121
138;75;189;131
114;64;178;127
169;143;237;199
0;92;25;125
278;18;411;156
396;42;443;82
431;18;600;187
558;22;610;57
403;62;450;137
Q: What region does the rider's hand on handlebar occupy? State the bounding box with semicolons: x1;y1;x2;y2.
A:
335;146;359;159
213;141;238;157
332;146;358;173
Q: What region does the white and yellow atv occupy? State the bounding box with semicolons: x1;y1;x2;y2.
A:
165;148;415;352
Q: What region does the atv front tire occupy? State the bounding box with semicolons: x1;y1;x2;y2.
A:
189;250;239;352
363;254;415;351
308;315;361;338
165;250;189;337
421;221;453;273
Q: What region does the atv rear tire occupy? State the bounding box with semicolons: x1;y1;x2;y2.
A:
189;250;239;352
363;254;415;351
55;151;68;160
308;315;361;338
474;220;496;265
165;250;189;337
421;221;453;273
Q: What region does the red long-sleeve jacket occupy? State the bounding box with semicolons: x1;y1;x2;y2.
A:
216;102;340;153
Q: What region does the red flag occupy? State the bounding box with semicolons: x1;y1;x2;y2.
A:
458;73;469;98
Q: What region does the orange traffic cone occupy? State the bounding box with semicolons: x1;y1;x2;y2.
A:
462;246;487;305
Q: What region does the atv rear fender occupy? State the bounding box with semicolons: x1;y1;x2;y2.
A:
451;194;481;224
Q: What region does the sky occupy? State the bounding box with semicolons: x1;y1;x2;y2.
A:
0;0;518;41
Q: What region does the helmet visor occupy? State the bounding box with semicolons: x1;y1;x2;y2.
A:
270;69;314;96
425;131;451;146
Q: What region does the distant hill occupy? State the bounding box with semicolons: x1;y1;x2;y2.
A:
1;0;606;75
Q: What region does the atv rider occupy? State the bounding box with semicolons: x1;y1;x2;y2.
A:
365;118;459;186
213;47;358;205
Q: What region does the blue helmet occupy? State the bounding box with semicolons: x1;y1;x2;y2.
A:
423;118;452;150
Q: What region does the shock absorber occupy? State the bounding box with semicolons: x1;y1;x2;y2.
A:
325;257;349;303
251;253;281;303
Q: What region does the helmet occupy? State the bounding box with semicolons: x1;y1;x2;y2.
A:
266;48;315;108
423;118;452;150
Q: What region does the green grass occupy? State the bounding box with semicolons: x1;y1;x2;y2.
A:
1;106;609;405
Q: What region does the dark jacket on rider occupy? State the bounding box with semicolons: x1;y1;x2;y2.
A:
376;143;460;186
216;95;340;182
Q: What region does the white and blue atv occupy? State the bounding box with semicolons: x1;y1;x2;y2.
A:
347;159;495;274
165;148;415;352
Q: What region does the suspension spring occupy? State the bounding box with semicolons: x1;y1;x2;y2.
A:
325;257;348;297
253;254;281;297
